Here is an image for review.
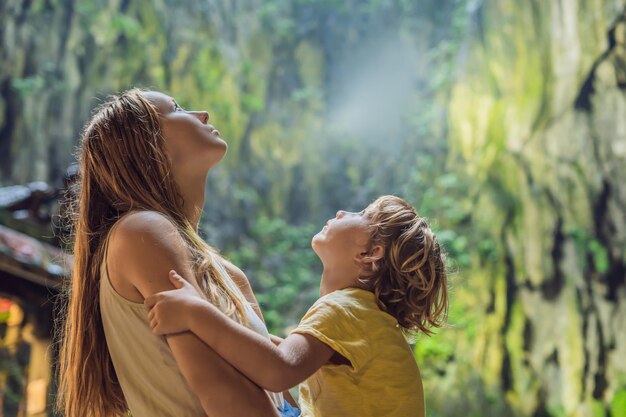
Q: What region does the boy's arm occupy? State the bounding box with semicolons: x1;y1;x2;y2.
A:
270;334;285;346
146;270;335;392
220;261;299;405
186;295;334;392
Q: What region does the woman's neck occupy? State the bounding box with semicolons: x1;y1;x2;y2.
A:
177;173;207;228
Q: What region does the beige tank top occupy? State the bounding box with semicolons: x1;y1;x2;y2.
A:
99;242;283;417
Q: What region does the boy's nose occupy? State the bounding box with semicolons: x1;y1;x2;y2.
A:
336;210;346;218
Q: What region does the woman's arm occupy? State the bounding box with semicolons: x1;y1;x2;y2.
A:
108;211;279;417
146;271;335;392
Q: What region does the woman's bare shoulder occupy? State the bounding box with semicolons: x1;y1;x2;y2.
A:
221;259;247;284
221;259;265;319
106;211;192;299
112;210;177;237
222;260;256;298
109;211;184;254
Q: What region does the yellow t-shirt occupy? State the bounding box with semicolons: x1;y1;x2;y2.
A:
291;287;425;417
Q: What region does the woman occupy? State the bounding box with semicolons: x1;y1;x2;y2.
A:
56;89;291;417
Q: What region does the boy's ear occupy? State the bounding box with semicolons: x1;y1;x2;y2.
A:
357;245;384;265
369;245;384;261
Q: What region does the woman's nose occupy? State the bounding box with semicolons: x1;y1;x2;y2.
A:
192;111;209;124
336;210;346;218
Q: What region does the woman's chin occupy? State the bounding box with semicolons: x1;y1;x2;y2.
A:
211;138;228;154
204;146;227;169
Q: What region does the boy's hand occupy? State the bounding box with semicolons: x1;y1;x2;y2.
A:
270;334;285;346
145;270;204;335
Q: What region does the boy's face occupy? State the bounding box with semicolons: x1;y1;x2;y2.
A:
312;209;371;266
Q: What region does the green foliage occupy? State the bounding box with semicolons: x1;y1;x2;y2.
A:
589;240;609;274
110;15;142;40
414;331;455;364
225;216;321;334
11;76;44;96
591;400;606;417
0;347;26;413
569;227;610;274
611;389;626;417
546;405;567;417
258;1;296;40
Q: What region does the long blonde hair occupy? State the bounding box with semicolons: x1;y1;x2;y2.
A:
56;89;247;417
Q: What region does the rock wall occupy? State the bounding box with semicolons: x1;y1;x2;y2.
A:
448;1;626;415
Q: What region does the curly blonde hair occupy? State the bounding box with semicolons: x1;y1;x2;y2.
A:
360;195;448;336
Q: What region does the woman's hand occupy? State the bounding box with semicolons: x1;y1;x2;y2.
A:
145;270;205;335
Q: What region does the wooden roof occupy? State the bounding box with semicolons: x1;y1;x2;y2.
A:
0;223;68;290
0;183;72;296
